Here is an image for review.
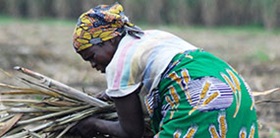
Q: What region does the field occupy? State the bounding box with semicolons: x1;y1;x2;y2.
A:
0;18;280;137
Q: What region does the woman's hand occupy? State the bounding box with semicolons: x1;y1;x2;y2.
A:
67;90;145;138
67;116;104;138
96;91;112;102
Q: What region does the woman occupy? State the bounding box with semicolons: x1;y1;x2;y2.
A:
71;3;259;138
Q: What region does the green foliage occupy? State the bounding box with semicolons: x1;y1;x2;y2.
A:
246;47;270;63
269;128;278;138
0;15;75;26
254;50;270;62
0;15;14;24
0;0;280;29
212;25;266;35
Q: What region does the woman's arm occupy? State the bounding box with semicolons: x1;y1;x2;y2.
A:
112;90;145;137
70;90;145;138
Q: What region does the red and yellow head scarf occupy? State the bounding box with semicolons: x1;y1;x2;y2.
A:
73;3;143;52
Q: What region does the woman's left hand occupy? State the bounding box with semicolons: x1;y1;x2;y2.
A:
66;116;103;138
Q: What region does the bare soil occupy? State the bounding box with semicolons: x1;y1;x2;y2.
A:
0;22;279;137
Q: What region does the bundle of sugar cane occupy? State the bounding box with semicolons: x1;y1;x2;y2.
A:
2;66;278;137
0;66;117;138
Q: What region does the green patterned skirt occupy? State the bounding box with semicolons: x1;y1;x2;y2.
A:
144;49;258;138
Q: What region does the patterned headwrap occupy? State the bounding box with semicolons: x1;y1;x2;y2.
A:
73;3;143;52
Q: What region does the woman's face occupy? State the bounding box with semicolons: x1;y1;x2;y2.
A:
78;40;117;73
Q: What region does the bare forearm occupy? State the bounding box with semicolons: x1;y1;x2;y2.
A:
113;91;145;138
71;91;145;138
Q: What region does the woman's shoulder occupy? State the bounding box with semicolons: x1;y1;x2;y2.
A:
143;29;173;35
142;29;184;41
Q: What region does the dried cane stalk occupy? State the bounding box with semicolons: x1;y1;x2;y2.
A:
14;66;108;107
0;67;116;137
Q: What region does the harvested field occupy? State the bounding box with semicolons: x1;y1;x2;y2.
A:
0;20;279;137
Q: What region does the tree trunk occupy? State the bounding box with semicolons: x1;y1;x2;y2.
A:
200;0;219;26
26;0;45;18
6;0;22;17
53;0;70;19
260;0;278;30
145;0;163;24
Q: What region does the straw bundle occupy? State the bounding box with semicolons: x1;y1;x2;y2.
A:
0;67;117;138
0;66;279;138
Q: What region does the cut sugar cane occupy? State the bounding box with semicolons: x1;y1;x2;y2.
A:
14;66;108;107
0;67;116;137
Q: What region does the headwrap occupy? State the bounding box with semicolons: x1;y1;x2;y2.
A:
73;3;143;52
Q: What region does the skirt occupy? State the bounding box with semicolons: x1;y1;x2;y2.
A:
145;49;258;138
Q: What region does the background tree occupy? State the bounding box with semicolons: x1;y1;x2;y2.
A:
0;0;279;29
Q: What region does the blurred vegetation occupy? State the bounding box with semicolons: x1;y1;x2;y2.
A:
0;0;279;30
0;2;279;137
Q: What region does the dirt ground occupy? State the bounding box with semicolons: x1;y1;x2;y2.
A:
0;22;279;137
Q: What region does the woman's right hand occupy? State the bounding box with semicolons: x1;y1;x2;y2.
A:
67;116;113;138
66;116;100;138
